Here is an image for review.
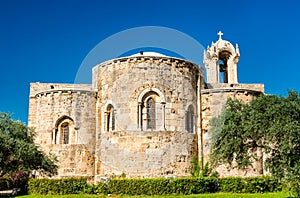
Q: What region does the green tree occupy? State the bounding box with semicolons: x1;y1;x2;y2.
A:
0;112;58;177
209;91;300;181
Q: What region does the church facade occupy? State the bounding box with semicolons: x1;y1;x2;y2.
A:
28;33;264;181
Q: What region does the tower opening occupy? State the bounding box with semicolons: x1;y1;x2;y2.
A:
218;51;231;83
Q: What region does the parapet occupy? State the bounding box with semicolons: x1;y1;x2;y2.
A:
29;82;94;97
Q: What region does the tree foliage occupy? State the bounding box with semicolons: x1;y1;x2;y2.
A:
210;90;300;180
0;112;58;177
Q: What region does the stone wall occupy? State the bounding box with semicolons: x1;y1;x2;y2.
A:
28;83;92;129
200;83;264;176
44;144;95;177
28;82;97;177
201;83;264;136
96;130;196;179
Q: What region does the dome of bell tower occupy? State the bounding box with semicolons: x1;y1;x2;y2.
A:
214;31;236;55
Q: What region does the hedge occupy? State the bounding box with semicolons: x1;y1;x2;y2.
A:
107;177;219;195
27;177;87;195
219;176;282;193
27;176;282;195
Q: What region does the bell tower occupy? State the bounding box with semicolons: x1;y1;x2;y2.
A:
204;31;240;84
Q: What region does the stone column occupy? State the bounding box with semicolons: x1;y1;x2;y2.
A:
57;128;61;144
142;102;148;131
160;102;166;131
227;55;238;84
138;103;142;130
204;56;219;84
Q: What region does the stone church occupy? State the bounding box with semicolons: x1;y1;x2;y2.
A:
28;32;264;181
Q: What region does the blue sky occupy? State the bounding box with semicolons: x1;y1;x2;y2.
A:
0;0;299;123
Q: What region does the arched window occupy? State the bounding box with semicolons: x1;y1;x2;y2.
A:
106;104;115;132
52;116;75;144
141;92;158;131
146;97;156;130
61;123;69;144
137;89;166;131
185;105;194;133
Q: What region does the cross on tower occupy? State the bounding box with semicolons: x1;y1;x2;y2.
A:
217;31;223;39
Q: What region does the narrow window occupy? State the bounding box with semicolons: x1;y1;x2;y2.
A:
106;105;115;132
61;123;69;144
185;105;194;133
147;98;156;130
111;110;115;131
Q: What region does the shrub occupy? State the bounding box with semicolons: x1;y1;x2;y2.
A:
285;179;300;198
0;177;11;190
219;177;244;193
107;177;218;195
85;183;109;195
26;176;282;195
0;171;29;193
108;178;170;195
218;176;282;193
170;177;219;194
27;177;87;195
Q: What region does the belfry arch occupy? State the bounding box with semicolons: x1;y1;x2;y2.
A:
218;50;232;83
204;31;240;84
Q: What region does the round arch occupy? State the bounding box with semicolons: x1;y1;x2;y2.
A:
52;115;76;144
137;87;166;104
54;115;74;129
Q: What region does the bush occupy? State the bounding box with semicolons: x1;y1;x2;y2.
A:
219;176;282;193
26;176;282;195
108;178;171;195
107;177;218;195
219;177;244;193
0;171;29;194
171;177;219;194
84;183;109;195
0;177;11;190
27;177;87;195
285;179;300;198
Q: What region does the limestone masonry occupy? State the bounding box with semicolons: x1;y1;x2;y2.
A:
28;32;264;182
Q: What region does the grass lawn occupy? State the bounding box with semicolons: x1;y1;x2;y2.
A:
17;192;292;198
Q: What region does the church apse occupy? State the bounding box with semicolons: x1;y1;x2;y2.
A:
93;55;203;178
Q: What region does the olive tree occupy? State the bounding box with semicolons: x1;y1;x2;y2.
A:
210;91;300;181
0;113;58;178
